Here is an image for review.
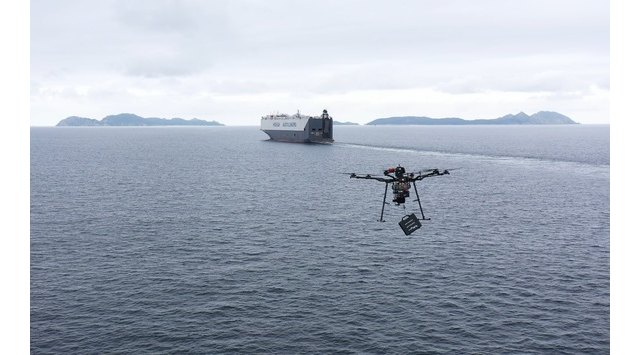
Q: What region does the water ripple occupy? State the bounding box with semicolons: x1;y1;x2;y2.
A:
31;127;609;353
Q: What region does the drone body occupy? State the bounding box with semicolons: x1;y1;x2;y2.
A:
347;165;450;222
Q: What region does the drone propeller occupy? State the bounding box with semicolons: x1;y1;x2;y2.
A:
338;172;358;178
442;167;462;173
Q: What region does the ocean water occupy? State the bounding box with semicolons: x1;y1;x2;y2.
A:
31;125;609;353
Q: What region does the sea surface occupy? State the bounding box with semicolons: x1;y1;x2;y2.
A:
31;125;609;353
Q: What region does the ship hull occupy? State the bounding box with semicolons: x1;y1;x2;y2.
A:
262;129;334;143
261;112;334;143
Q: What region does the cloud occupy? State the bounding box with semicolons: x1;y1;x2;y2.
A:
30;0;610;125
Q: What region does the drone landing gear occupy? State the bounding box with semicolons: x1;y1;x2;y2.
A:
413;180;427;220
379;183;388;222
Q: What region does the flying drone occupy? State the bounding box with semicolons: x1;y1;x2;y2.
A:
345;165;451;223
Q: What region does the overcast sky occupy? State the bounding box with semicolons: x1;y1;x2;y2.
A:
30;0;609;126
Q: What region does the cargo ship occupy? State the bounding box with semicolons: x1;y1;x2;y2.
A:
260;109;334;143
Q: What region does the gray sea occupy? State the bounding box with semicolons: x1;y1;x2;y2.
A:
31;125;609;353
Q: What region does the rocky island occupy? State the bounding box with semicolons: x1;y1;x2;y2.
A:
366;111;577;125
56;113;224;126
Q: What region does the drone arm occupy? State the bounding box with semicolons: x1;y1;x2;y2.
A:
350;174;394;183
412;169;450;181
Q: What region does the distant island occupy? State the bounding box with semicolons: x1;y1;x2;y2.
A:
333;121;360;126
366;111;577;125
56;113;224;126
